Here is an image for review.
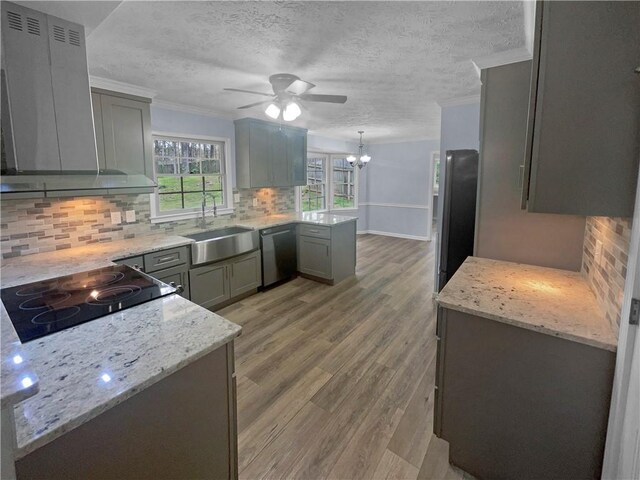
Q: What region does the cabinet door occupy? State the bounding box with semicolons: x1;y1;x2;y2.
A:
523;1;640;216
229;250;262;297
248;121;272;188
271;127;289;187
288;129;307;186
189;263;229;309
153;266;190;300
100;95;153;177
298;236;332;279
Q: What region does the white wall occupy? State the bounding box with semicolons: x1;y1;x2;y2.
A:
358;139;440;240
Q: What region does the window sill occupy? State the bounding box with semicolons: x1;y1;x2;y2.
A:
150;208;234;224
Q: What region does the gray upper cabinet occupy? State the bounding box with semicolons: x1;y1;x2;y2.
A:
522;1;640;217
235;117;307;188
91;88;153;178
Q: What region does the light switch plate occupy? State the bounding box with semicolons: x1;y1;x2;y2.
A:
234;193;240;203
252;198;258;207
110;211;122;225
125;210;136;223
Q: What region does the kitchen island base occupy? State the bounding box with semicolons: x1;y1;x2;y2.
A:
15;342;238;480
435;308;615;480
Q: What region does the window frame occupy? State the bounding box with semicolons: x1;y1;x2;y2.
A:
297;151;359;213
150;131;233;223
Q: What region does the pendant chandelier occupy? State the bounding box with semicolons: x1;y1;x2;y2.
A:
347;131;371;169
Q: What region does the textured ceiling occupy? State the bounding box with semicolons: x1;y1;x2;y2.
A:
86;1;524;141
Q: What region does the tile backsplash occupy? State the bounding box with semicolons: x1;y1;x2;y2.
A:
582;216;632;331
0;187;295;258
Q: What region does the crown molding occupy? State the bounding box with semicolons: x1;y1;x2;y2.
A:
471;47;533;72
89;76;157;99
436;95;481;108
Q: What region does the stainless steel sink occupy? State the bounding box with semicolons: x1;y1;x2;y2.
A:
186;226;259;265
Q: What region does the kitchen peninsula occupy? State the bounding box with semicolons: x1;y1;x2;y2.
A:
435;257;617;480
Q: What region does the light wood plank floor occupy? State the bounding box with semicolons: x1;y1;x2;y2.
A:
219;234;468;480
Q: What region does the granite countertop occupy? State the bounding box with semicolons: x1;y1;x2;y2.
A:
437;257;617;352
235;211;358;230
0;234;241;458
1;310;39;408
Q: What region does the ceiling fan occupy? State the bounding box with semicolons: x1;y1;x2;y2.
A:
224;73;347;121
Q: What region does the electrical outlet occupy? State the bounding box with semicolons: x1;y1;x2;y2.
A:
252;198;259;207
110;211;122;225
125;210;136;223
594;239;603;267
234;193;240;204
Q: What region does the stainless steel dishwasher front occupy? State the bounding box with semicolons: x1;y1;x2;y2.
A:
260;224;297;287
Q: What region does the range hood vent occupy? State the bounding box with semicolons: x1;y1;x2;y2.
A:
1;2;157;198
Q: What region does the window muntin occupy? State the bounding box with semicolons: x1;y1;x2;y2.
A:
153;136;226;214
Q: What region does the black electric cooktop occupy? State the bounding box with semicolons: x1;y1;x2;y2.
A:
1;265;177;343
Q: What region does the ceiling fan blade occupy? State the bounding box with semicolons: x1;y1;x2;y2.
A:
285;79;315;95
237;100;273;109
299;94;347;104
224;88;274;97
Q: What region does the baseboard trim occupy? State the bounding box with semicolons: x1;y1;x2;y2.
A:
357;230;431;242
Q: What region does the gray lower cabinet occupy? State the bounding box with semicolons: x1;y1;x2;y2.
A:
189;250;261;310
115;246;190;300
298;236;332;279
16;342;238;480
297;221;356;284
435;307;615;480
91;88;154;180
190;263;230;310
522;1;640;216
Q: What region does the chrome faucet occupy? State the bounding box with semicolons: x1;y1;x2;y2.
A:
197;191;218;229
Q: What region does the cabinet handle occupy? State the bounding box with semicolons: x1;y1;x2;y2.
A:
156;255;176;264
231;264;234;277
309;229;320;233
326;245;329;256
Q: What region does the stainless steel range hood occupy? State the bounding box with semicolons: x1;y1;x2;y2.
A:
0;2;156;196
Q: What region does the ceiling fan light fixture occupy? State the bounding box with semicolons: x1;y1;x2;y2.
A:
282;101;301;121
265;103;281;119
346;154;357;165
360;154;371;163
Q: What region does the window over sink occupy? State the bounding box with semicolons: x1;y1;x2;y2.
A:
150;133;233;222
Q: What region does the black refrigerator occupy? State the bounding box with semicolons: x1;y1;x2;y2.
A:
437;149;479;292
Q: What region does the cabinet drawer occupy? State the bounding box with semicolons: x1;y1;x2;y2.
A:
144;246;189;273
299;224;331;239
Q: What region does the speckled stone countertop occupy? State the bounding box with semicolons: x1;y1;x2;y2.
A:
0;234;241;458
235;211;357;230
437;257;617;352
1;309;39;408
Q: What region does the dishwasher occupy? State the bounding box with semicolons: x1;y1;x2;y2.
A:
260;224;297;287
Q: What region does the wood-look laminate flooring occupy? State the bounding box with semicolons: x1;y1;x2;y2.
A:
219;234;469;480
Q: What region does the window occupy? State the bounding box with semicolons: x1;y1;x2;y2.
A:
151;134;232;221
298;152;358;212
301;154;327;211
